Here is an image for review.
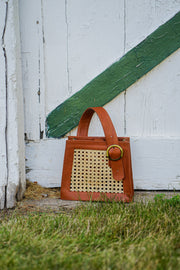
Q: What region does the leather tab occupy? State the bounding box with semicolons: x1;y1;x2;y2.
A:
109;159;124;180
108;147;125;180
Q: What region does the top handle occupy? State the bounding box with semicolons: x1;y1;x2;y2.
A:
77;107;118;147
77;107;124;180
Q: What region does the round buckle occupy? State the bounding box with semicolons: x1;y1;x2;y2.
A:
106;144;123;161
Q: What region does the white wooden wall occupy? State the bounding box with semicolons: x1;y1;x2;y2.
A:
0;0;25;209
19;0;180;190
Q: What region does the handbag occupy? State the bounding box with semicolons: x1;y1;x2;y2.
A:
61;107;134;202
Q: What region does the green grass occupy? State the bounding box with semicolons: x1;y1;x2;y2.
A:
0;195;179;270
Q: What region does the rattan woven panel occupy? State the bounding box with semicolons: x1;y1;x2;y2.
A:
70;149;124;193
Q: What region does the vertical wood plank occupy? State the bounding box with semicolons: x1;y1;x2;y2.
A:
42;0;68;115
124;0;156;134
38;0;46;139
19;0;44;140
0;0;26;208
5;0;25;208
0;187;5;210
67;0;125;94
0;0;7;209
125;0;156;53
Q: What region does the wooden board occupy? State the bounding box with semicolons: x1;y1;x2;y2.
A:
19;0;45;140
0;0;25;208
0;0;7;209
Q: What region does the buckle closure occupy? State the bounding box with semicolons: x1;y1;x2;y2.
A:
106;144;123;161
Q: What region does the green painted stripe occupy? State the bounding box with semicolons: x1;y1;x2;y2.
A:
46;12;180;138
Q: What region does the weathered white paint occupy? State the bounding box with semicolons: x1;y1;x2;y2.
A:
19;0;180;189
42;0;68;114
0;187;5;209
125;49;180;137
131;137;180;190
0;0;25;209
0;0;7;208
19;0;46;140
26;139;66;188
66;0;125;97
125;0;180;53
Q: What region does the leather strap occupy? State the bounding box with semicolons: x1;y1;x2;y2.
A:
77;107;118;145
77;107;125;180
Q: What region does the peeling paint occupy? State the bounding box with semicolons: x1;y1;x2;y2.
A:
26;166;32;174
6;182;19;209
1;0;9;208
0;0;26;209
0;187;5;209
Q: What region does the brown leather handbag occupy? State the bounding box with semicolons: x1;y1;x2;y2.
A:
61;107;134;202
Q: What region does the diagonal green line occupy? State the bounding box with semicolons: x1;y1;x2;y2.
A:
46;12;180;138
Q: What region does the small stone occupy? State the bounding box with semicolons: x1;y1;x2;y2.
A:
41;194;48;198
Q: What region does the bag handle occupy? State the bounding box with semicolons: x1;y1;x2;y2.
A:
77;107;125;180
77;107;118;146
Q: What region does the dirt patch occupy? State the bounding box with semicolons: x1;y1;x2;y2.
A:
14;181;82;214
24;180;60;200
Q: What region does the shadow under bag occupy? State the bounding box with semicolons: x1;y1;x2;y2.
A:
61;107;134;202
